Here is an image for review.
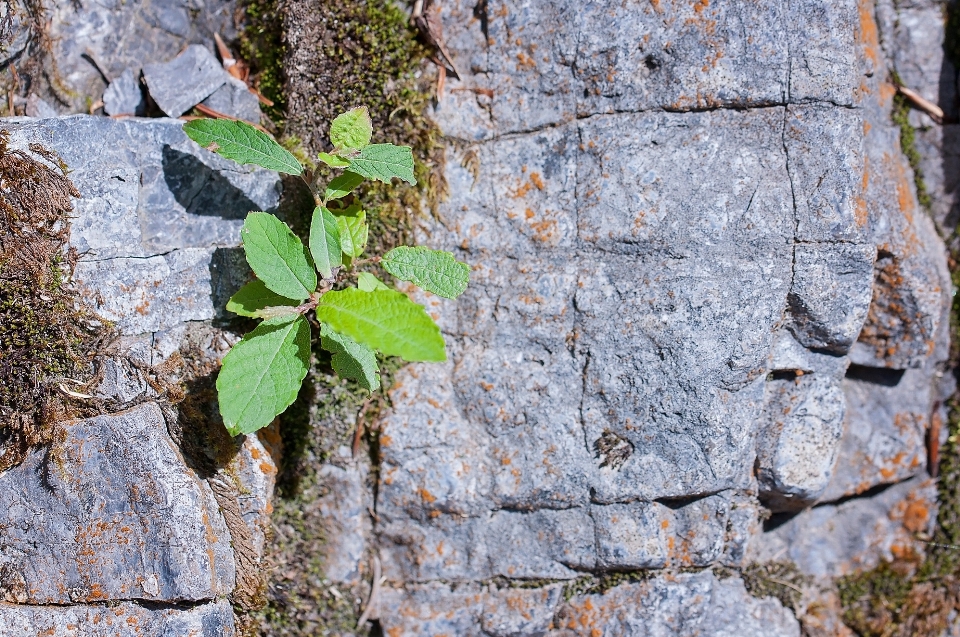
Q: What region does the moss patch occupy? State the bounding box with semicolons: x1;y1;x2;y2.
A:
740;562;811;613
251;352;404;636
238;0;287;125
0;131;107;470
282;0;446;222
890;70;932;213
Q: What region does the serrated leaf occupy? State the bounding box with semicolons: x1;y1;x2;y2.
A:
227;279;299;317
382;246;470;299
357;272;390;291
347;144;417;185
320;324;381;391
334;206;368;258
217;315;310;435
324;171;365;202
316;288;445;362
183;119;303;175
242;212;317;300
330;106;373;151
318;151;351;168
309;206;342;279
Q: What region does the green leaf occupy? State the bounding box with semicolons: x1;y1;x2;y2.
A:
183;119;303;175
330;106;373;151
318;151;351;168
226;280;299;317
334;206;368;258
217;315;311;435
309;206;342;279
324;171;365;202
320;324;381;391
316;288;445;362
357;272;390;291
348;144;417;185
382;246;470;299
242;212;317;301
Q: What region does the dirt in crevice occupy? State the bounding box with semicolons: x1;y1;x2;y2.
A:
0;130;110;471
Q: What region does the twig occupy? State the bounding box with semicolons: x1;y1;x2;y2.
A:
352;396;374;458
356;556;382;627
896;84;944;124
762;576;805;595
190;103;268;133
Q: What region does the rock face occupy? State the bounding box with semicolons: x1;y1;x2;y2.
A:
0;402;234;604
287;0;950;634
0;116;277;632
0;599;237;637
48;0;239;114
0;0;954;635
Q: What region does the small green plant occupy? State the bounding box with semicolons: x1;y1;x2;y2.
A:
183;108;468;436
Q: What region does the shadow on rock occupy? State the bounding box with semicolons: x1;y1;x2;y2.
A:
161;144;263;219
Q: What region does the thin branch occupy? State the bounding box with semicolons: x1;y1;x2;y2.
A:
896;84;944;124
356;555;383;627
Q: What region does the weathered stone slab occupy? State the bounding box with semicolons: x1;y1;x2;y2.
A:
0;403;235;604
432;0;859;141
757;373;846;511
0;116;280;335
103;68;145;116
378;571;801;637
786;243;876;353
202;76;262;122
49;0;238;114
145;45;228;117
820;367;933;501
0;598;236;636
750;475;937;578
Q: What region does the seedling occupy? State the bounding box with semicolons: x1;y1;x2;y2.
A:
183;108;469;436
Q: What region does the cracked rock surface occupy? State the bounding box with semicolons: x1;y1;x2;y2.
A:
290;0;952;634
0;116;276;633
0;0;955;634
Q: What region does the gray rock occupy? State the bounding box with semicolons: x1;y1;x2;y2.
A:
0;598;236;636
143;44;228;117
0;116;280;335
431;0;860;141
315;462;373;585
24;94;58;119
592;502;670;570
355;0;952;629
786;243;876;353
757;372;846;511
379;570;800;636
820;366;935;501
0;1;32;69
47;0;238;114
102;68;145;116
0;402;235;604
750;475;937;578
201;75;261;122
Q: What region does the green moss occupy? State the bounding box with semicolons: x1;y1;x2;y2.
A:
561;571;655;601
740;562;810;613
890;71;932;212
238;0;287;125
